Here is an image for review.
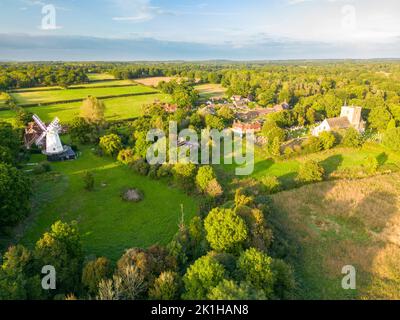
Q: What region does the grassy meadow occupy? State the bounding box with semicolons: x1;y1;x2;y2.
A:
19;146;199;261
0;93;171;123
271;173;400;299
221;143;400;189
0;76;172;123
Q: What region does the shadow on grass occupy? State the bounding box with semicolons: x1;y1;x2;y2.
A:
252;158;275;176
377;152;389;165
320;154;344;175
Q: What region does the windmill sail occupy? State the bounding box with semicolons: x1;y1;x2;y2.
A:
47;117;60;132
35;131;47;146
32;114;47;132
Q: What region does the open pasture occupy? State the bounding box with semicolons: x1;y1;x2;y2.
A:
20;147;199;261
0;93;171;123
11;85;158;106
221;143;400;189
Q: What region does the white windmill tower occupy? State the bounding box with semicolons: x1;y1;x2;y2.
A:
32;114;64;155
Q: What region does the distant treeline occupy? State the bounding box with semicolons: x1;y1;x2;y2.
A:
0;63;89;90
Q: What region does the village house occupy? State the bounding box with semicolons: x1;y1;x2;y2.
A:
163;103;178;113
231;95;252;109
231;120;262;137
272;102;291;112
198;104;217;116
312;106;366;136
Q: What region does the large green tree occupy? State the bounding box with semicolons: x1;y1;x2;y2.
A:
204;208;248;252
237;248;275;298
0;245;44;300
0;163;31;227
34;221;84;295
80;96;106;123
182;255;226;300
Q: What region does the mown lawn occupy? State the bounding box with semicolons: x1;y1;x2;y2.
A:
20;146;199;261
11;85;158;105
271;173;400;299
0;93;171;123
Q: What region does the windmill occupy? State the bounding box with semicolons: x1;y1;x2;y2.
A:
25;114;76;161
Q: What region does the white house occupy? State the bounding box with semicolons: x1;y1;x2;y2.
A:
312;106;366;136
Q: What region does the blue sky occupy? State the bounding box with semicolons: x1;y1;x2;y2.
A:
1;0;400;60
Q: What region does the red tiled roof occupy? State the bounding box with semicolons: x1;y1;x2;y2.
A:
232;121;262;132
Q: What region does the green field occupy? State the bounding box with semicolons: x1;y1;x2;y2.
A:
11;85;157;105
9;80;135;93
271;172;400;299
20;147;199;261
221;143;400;188
69;79;135;88
0;93;171;123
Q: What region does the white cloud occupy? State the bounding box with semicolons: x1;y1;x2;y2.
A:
111;0;161;23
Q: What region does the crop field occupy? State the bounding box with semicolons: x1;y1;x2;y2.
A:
134;76;178;87
19;146;199;261
87;73;115;81
271;173;400;299
11;84;157;105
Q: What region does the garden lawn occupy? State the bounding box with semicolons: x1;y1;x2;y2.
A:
0;93;171;123
21;146;199;261
11;85;158;105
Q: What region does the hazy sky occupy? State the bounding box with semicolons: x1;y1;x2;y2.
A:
1;0;400;60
